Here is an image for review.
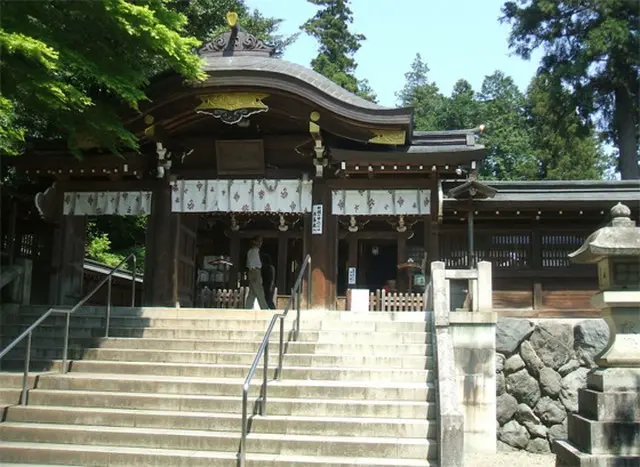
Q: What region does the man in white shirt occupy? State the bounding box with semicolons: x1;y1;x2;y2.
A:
245;236;269;309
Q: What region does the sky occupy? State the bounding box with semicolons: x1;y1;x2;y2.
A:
245;0;543;107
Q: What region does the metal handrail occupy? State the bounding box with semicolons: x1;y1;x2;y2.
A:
0;253;137;405
239;254;311;467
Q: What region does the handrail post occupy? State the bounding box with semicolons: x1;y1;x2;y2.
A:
105;276;112;338
131;255;137;307
61;311;71;374
278;316;285;380
262;340;268;416
296;288;301;341
240;385;248;467
21;331;31;405
306;256;312;310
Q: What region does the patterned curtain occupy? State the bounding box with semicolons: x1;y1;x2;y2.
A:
171;179;313;213
331;189;431;215
63;192;152;216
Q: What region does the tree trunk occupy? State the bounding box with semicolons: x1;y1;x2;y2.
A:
615;86;639;180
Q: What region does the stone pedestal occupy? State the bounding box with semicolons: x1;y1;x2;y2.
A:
554;204;640;467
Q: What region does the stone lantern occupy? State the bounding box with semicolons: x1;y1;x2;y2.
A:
554;203;640;466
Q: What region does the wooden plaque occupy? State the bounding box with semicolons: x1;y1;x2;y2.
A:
215;139;265;175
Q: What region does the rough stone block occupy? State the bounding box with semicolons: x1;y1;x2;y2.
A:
507;369;541;407
496;319;534;355
529;322;574;370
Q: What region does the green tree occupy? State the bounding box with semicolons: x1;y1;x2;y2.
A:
526;73;611;180
438;79;481;130
502;0;639;179
477;71;538;180
301;0;376;102
396;54;445;130
0;0;204;156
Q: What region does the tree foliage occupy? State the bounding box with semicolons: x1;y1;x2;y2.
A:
501;0;639;179
397;54;609;181
0;0;205;156
0;0;296;158
396;54;445;130
86;216;147;272
301;0;376;102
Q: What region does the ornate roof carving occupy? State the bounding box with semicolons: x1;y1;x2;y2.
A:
199;25;275;57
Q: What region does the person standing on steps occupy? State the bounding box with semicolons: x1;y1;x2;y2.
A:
261;252;276;310
245;236;269;309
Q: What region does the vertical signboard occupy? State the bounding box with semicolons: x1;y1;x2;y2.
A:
312;204;323;235
348;267;357;285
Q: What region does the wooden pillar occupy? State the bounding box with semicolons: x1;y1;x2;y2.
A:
277;235;287;292
309;180;337;309
50;215;87;306
531;219;542;309
347;236;358;287
429;178;441;262
397;234;408;291
143;182;179;306
229;235;240;288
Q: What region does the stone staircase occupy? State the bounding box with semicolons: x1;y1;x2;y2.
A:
0;306;438;466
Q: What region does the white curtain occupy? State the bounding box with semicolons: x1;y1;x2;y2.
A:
63;191;152;216
171;179;312;213
332;189;430;215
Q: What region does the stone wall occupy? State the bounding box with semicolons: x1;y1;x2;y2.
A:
495;318;609;453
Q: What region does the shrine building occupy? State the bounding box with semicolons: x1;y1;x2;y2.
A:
3;18;639;313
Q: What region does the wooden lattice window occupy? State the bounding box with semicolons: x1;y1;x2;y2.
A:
478;232;531;269
541;232;587;268
439;231;469;268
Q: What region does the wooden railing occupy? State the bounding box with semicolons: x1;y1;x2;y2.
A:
368;289;425;312
197;286;248;308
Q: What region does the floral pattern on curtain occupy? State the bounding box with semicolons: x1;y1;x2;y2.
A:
171;179;313;213
63;191;152;216
331;189;431;215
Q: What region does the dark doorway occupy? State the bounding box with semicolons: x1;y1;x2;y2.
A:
361;240;397;291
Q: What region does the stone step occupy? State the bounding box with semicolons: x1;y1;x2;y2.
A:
5;405;436;438
0;337;432;356
579;389;640;422
0;441;437;466
0;388;22;405
61;360;433;382
568;413;640;456
0;422;436;459
34;373;435;401
554;439;640;467
90;337;433;356
77;348;433;369
3;325;431;343
27;389;435;418
11;315;430;333
16;306;432;323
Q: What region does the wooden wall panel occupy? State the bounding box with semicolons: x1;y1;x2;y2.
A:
492;278;533;309
541;278;598;310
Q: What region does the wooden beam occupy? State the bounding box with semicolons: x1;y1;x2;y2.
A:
226;229;303;239
328;178;432;189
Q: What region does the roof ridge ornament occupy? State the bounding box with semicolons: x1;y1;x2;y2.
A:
199;11;275;57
